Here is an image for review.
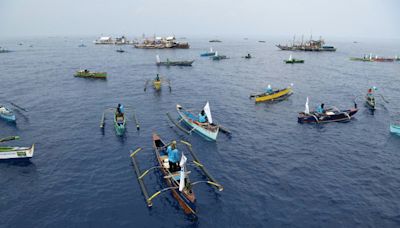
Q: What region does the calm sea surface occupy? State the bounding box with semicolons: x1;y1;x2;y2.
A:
1;37;400;227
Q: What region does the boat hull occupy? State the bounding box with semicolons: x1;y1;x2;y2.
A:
298;108;358;124
0;144;34;160
285;59;304;64
200;52;215;57
390;125;400;135
156;60;194;66
255;87;293;103
153;80;161;90
75;71;107;79
152;134;196;215
114;111;126;136
0;107;16;122
176;105;219;141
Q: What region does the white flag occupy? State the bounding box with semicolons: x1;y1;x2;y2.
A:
203;101;213;124
179;166;185;192
305;97;310;114
156;55;161;63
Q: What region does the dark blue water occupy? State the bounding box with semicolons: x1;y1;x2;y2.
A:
1;37;400;227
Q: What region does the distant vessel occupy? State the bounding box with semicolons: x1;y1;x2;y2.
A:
94;36;134;45
135;36;189;49
350;54;398;62
276;35;336;52
209;39;222;43
0;47;11;53
156;55;194;66
258;40;266;43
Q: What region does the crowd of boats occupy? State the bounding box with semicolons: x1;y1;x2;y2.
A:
1;35;400;217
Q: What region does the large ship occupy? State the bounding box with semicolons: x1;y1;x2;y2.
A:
276;35;336;52
134;35;189;49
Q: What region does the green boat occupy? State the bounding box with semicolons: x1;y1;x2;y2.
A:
114;109;126;136
284;55;304;64
350;57;372;62
74;70;107;79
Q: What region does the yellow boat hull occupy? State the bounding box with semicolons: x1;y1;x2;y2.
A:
153;80;161;90
255;87;292;103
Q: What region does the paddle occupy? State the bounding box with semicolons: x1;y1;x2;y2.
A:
144;80;149;92
132;110;140;130
0;136;20;143
378;94;389;104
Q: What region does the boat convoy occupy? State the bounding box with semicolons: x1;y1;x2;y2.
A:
2;35;399;217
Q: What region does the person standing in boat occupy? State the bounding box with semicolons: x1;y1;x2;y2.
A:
316;103;325;114
156;74;160;81
265;84;273;94
198;110;208;123
167;141;181;172
117;104;124;117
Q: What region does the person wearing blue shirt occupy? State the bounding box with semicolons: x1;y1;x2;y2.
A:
265;84;273;94
316;103;325;114
198;110;208;123
167;141;180;172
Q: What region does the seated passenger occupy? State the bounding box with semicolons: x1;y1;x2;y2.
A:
316;103;325;114
265;84;273;94
198;110;208;123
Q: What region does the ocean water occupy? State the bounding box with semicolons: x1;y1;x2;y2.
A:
1;37;400;227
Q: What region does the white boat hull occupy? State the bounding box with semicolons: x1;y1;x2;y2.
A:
0;144;34;160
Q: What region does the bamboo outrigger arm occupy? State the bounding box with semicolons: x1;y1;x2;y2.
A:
166;112;191;134
0;136;20;143
180;140;224;191
100;112;105;128
132;110;140;130
130;148;153;207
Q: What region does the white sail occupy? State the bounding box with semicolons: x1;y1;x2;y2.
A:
210;47;213;52
215;51;218;57
179;153;187;192
203;101;213;124
289;54;292;61
305;97;310;114
156;55;161;63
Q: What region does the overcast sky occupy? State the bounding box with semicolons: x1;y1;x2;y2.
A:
1;0;399;39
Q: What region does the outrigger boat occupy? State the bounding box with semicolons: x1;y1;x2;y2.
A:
129;134;223;216
167;102;231;141
211;52;228;61
100;104;140;136
0;136;34;160
285;55;304;64
156;55;194;67
250;85;293;103
0;105;16;122
390;124;400;135
298;98;358;124
74;70;107;79
200;48;216;57
359;86;389;113
116;48;125;53
144;74;171;92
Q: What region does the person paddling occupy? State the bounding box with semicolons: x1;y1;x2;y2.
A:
167;141;180;172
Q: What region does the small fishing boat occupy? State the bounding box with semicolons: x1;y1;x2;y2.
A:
285;55;304;64
209;39;222;43
152;134;196;214
200;48;216;57
78;44;86;47
243;54;252;59
365;95;376;110
156;55;194;66
114;107;126;136
116;48;125;53
390;124;400;135
153;79;161;90
0;144;35;160
0;47;11;53
176;103;219;141
144;74;172;92
251;86;293;103
258;40;266;43
350;57;373;62
211;52;228;61
0;106;16;122
298;98;358;124
74;70;107;79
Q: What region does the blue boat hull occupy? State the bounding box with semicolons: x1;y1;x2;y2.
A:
0;113;16;122
390;125;400;135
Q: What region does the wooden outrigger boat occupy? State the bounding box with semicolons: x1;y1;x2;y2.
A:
285;55;304;64
200;48;216;57
211;52;228;61
365;95;376;111
74;70;107;79
156;55;194;67
298;98;358;124
167;102;231;141
390;124;400;135
144;74;172;92
250;85;293;103
0;136;34;160
0;105;16;122
100;104;140;136
129;134;223;216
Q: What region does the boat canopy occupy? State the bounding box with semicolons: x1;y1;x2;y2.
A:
99;37;111;41
203;102;213;124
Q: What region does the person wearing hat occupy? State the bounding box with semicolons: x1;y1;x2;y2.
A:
167;141;180;172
